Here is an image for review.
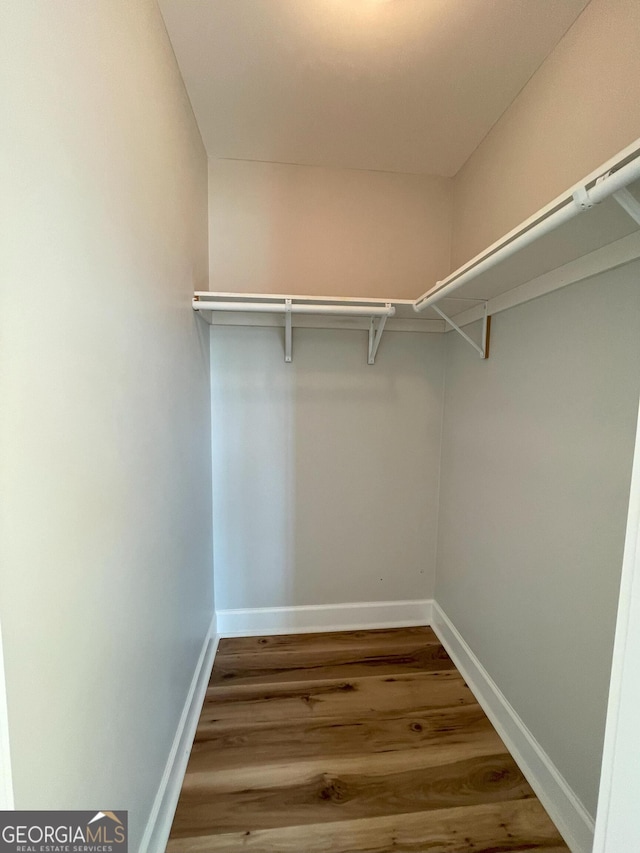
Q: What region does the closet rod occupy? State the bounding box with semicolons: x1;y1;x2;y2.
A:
413;151;640;313
192;300;395;318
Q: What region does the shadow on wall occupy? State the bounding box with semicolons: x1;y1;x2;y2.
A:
209;325;446;610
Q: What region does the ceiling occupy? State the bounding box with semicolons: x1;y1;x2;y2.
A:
159;0;590;177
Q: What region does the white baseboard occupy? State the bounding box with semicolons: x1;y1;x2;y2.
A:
216;599;433;637
431;602;594;853
139;613;218;853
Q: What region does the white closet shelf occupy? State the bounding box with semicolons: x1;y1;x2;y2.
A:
192;293;453;364
193;293;448;331
194;139;640;363
413;141;640;332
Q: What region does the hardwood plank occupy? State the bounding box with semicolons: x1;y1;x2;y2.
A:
189;704;497;771
214;640;445;674
170;752;534;835
201;671;477;725
217;626;438;656
167;799;568;853
210;642;455;686
182;728;510;790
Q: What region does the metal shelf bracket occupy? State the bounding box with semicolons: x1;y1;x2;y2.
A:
572;184;595;211
613;187;640;226
368;304;391;365
284;299;292;363
433;301;490;359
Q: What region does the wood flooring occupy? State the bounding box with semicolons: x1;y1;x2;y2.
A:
167;626;569;853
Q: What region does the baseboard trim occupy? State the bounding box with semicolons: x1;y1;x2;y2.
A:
139;613;218;853
216;599;433;637
431;602;594;853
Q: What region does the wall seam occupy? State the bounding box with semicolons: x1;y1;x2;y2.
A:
450;0;592;181
155;0;208;155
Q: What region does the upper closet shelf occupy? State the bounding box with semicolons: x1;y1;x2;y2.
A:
194;140;640;364
193;293;453;332
192;293;466;364
414;141;640;332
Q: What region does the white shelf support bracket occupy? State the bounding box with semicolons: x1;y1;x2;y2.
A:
433;302;490;359
368;304;390;365
613;187;640;226
572;184;595;211
284;299;292;363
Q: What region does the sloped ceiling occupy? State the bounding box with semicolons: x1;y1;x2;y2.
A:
159;0;590;176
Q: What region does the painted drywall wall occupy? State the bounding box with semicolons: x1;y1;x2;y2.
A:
593;399;640;851
435;260;640;816
211;327;445;609
208;158;452;299
159;0;589;177
452;0;640;269
0;1;213;847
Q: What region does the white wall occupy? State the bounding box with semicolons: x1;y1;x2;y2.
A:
211;327;444;610
594;398;640;851
435;261;640;817
452;0;640;268
0;2;213;848
209;158;452;300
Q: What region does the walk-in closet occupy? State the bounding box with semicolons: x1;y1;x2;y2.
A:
3;1;640;851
